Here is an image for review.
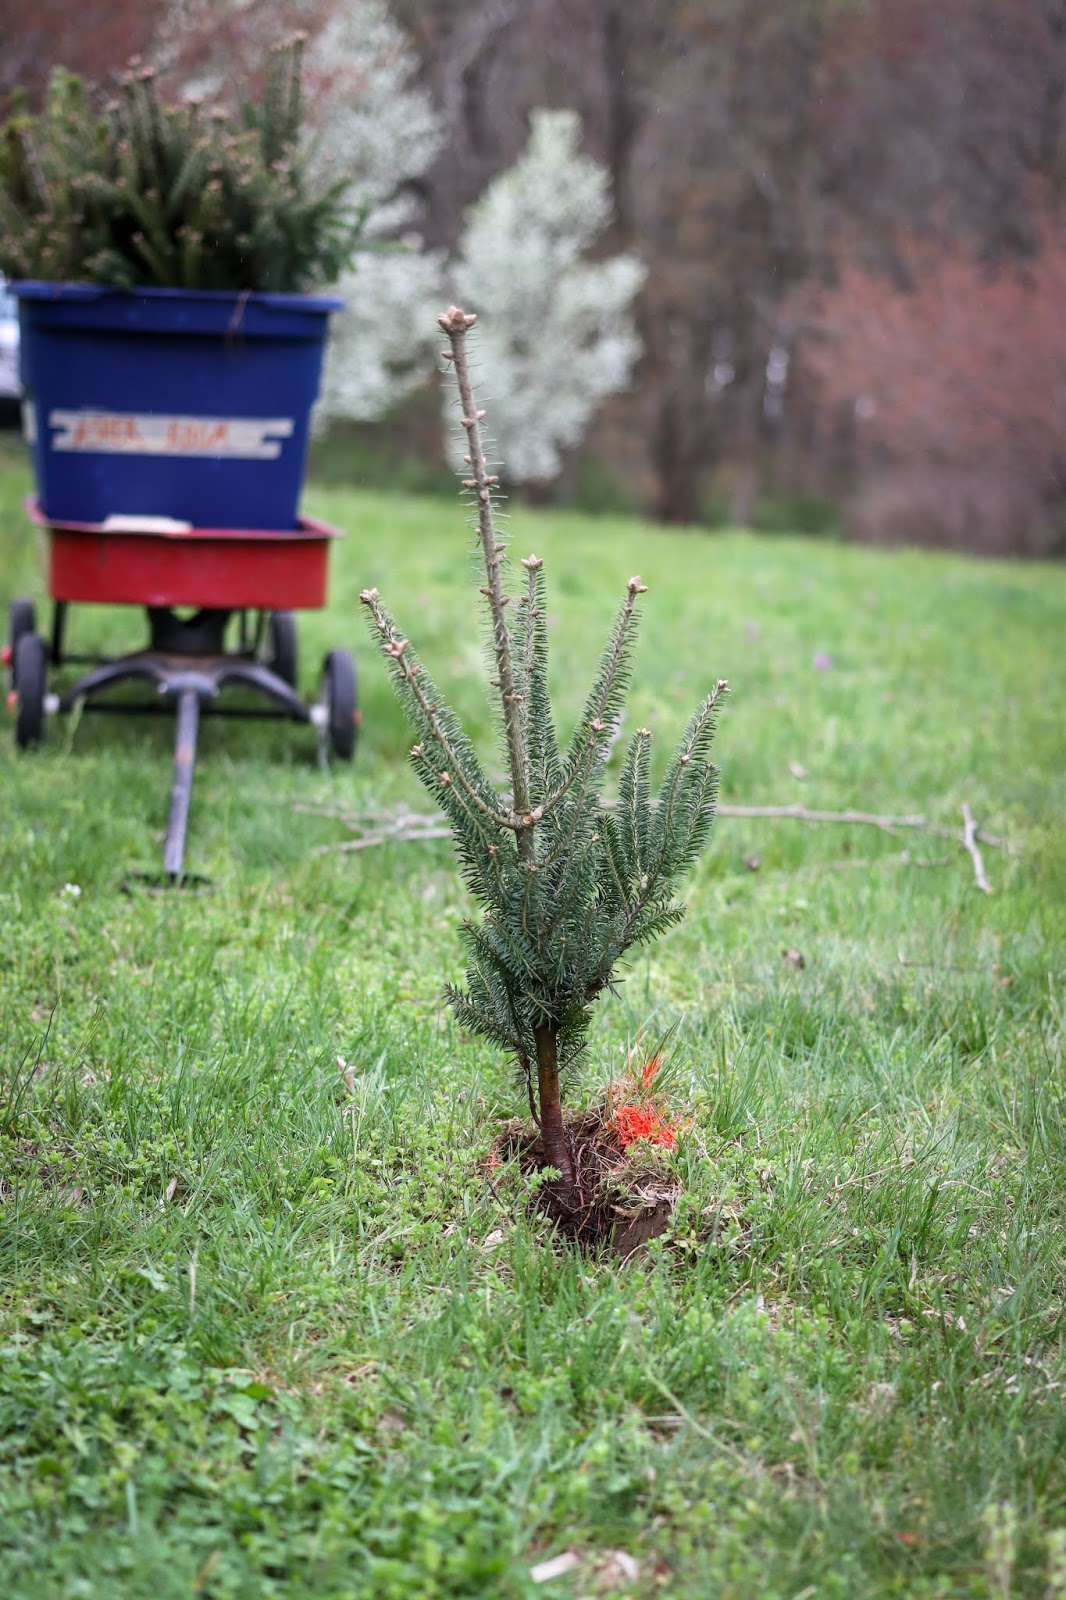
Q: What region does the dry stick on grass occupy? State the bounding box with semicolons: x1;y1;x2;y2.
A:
301;814;453;854
960;802;994;893
715;803;1012;851
298;800;1012;887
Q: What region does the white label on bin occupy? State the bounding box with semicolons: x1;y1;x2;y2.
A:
48;410;295;459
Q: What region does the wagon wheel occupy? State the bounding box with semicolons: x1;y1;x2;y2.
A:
14;632;47;748
263;610;298;688
6;598;36;691
320;649;358;762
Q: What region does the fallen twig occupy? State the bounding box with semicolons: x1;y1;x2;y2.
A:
716;803;1010;851
960;803;994;893
312;822;451;855
298;801;1014;888
720;802;929;833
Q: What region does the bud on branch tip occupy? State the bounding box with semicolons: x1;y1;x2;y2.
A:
437;305;478;334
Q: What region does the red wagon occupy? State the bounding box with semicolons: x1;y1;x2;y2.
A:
6;498;358;882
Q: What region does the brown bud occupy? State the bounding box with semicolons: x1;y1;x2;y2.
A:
438;304;475;333
359;587;379;604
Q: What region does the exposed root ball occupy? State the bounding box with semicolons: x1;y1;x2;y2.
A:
494;1106;678;1255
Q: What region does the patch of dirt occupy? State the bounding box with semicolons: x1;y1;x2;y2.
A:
493;1107;679;1256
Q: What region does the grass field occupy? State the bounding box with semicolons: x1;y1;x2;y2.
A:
1;433;1065;1598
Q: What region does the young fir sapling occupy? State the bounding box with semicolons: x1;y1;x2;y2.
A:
0;36;362;292
361;306;727;1212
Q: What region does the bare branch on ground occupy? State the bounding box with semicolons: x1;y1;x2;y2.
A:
715;803;1011;852
960;802;994;893
297;800;1014;892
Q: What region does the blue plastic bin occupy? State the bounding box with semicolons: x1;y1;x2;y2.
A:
13;282;342;530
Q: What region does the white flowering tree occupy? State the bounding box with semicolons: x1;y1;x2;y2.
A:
305;2;445;423
156;0;445;423
447;109;646;484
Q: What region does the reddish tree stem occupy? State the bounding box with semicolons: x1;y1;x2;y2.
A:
534;1024;575;1195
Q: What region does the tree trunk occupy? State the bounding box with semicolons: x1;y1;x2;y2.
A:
649;384;710;526
534;1024;576;1200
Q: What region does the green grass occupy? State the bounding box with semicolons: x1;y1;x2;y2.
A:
1;433;1065;1598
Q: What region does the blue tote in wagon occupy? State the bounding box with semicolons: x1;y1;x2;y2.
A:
13;282;341;531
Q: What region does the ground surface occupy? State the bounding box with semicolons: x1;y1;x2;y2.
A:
1;440;1064;1596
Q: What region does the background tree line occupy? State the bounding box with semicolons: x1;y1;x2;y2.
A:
4;0;1064;555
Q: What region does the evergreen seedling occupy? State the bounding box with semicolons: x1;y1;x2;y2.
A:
0;37;363;292
362;307;727;1214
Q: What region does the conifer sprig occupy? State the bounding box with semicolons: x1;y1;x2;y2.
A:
361;306;727;1203
0;37;363;291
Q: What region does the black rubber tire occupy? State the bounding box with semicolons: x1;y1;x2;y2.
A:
321;649;358;762
7;598;36;689
264;610;298;688
14;632;46;748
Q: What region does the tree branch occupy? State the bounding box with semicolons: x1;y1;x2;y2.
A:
715;803;1012;851
960;803;994;893
439;305;534;857
538;576;646;825
302;798;1016;890
360;585;525;834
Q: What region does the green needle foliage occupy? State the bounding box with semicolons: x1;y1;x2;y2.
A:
362;307;727;1206
0;35;364;291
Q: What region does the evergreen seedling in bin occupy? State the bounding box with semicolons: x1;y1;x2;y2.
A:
362;307;728;1218
0;35;361;292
